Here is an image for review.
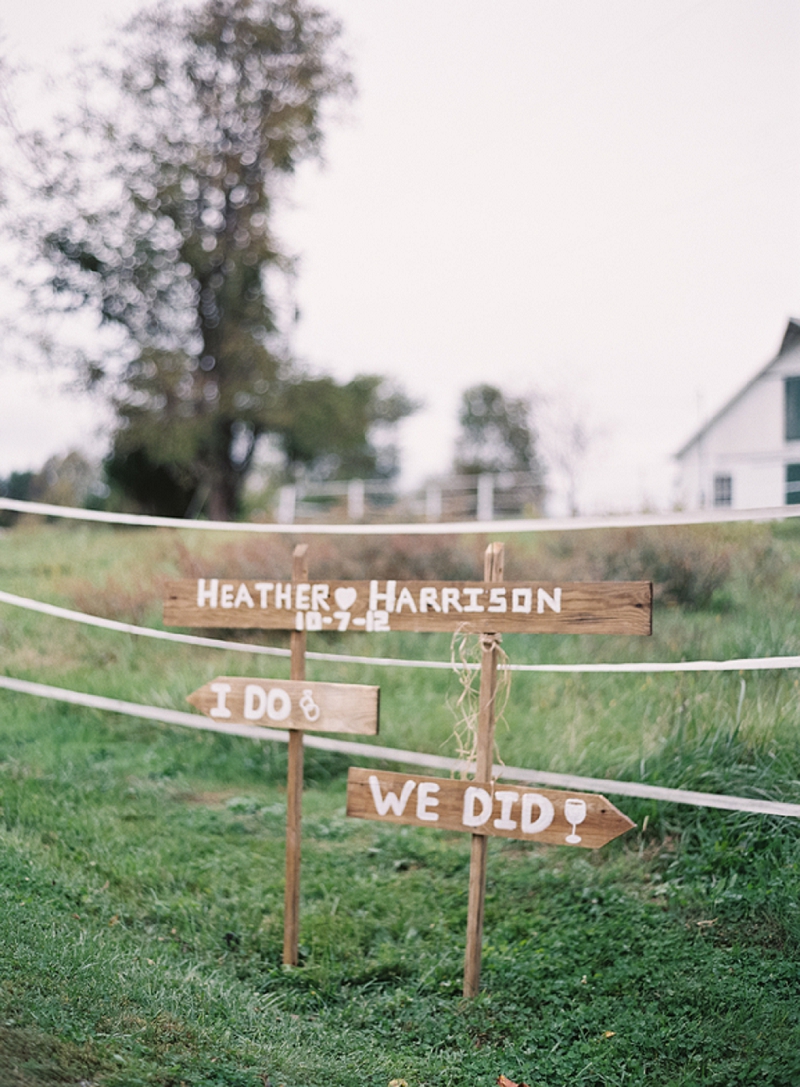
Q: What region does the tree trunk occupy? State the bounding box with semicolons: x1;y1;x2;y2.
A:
206;473;238;522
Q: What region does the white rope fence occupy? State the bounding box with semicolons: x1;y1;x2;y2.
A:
3;498;799;818
2;588;800;675
3;495;800;535
1;673;797;819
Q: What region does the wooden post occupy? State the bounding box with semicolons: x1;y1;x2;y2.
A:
283;543;308;966
463;541;504;997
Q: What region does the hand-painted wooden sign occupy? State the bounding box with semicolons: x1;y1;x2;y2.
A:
164;579;652;635
170;542;646;993
187;677;379;735
346;768;634;849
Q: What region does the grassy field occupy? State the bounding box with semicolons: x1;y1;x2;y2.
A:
1;520;800;1085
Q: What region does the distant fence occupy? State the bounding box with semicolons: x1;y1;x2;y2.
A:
275;472;543;524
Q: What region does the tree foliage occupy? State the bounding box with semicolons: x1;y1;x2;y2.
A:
276;374;416;480
454;384;543;474
0;451;105;525
4;0;414;518
453;383;546;512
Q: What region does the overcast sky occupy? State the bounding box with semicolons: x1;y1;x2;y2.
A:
0;0;798;513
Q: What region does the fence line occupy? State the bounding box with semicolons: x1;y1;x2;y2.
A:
4;501;799;819
3;495;800;535
1;588;800;675
1;673;797;819
3;588;800;675
275;471;543;524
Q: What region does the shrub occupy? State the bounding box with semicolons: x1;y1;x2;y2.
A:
174;533;484;582
519;526;746;610
592;527;733;609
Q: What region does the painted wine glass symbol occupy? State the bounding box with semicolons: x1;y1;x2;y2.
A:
564;798;587;844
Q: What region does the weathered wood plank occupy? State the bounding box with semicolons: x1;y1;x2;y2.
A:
346;768;636;849
186;676;379;735
164;579;652;635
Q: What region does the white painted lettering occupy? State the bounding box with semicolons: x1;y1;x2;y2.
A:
511;588;532;613
462;588;485;612
209;682;231;718
295;583;310;610
266;688;292;721
234;583;254;609
368;774;416;817
311;584;330;611
488;587;507;612
493;790;519;830
521;793;555;835
395;586;418;613
243;684;267;721
220;583;235;608
462;786;493;828
537;587;562;614
419;587;441;613
305;611;323;631
416;781;440;822
275;583;292;609
441;587;463;613
334;586;357;611
365;609;390;631
254;582;273;608
197;578;219;608
369;580;397;613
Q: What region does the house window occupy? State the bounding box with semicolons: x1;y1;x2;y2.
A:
786;464;800;505
785;378;800;440
713;474;732;507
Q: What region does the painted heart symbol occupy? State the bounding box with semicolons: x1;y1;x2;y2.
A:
334;587;357;611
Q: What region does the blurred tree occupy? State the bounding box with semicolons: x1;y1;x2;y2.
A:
453;383;545;512
534;389;597;517
0;470;34;527
454;384;544;473
30;450;103;509
276;374;417;481
0;452;106;524
0;470;33;503
4;0;413;519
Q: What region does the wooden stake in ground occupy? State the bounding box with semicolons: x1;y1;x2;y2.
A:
463;541;504;997
283;543;307;967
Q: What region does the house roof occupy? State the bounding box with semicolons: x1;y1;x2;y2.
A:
675;318;800;460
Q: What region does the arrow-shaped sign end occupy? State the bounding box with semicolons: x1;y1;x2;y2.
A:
186;688;205;712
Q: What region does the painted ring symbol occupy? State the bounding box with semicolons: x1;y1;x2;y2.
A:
299;689;321;722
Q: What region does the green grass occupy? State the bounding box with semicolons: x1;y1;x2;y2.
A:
1;522;800;1085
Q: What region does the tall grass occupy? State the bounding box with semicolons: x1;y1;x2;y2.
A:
2;521;800;1084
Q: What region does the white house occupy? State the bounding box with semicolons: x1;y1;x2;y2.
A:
676;318;800;510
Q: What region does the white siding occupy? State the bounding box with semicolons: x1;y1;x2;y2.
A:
676;340;800;510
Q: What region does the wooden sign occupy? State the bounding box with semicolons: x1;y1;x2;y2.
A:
170;542;648;994
346;768;634;849
187;677;379;735
164;578;652;635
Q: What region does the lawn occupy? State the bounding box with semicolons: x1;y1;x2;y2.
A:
1;520;799;1085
